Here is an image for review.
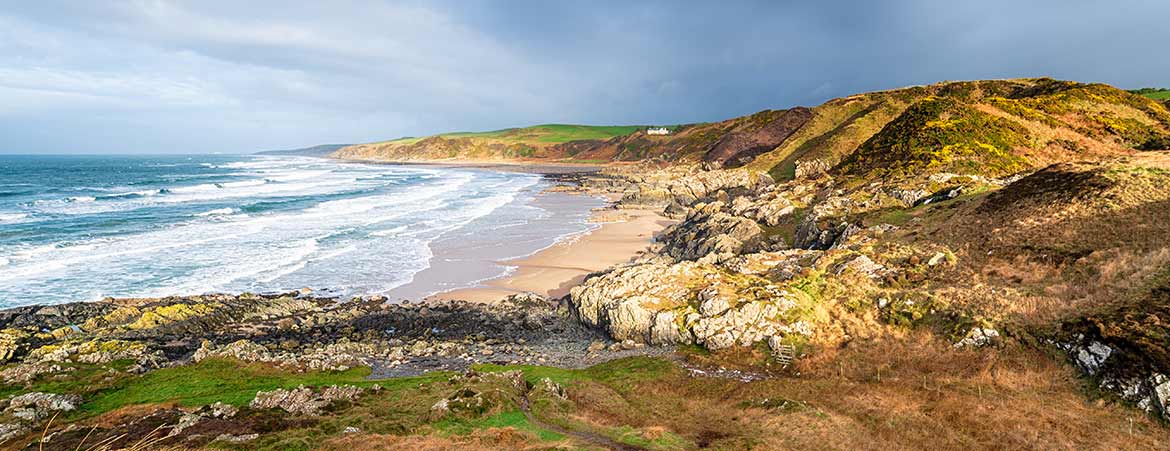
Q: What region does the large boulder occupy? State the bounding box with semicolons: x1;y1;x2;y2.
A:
250;385;366;416
5;392;82;422
568;260;816;349
659;202;764;260
569;261;700;343
665;170;773;208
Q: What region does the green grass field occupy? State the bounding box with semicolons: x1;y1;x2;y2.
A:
379;124;647;146
1130;88;1170;100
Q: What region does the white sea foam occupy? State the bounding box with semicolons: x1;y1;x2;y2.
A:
194;207;236;217
99;189;164;199
0;213;27;223
369;225;409;237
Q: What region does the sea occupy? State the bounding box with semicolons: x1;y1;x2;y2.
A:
0;154;604;307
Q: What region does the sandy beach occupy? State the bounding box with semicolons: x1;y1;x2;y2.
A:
427;207;674;302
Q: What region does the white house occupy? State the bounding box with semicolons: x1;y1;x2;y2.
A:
646;127;672;135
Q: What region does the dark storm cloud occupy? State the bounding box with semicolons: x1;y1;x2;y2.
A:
0;0;1166;153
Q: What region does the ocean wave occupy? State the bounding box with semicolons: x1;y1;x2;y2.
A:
194;207;237;217
170;180;266;194
67;196;96;203
369;225;409;237
0;213;28;223
253;238;329;283
265;169;333;182
98;189;166;200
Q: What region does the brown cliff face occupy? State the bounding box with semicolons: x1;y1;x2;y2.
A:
703;107;813;169
562;109;812;165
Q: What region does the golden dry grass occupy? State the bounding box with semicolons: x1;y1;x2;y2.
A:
315;429;554;451
550;334;1170;450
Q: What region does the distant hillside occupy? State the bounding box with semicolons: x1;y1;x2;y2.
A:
334;79;1170;178
332;114;817;168
256;144;349;157
333;124;651;162
1130;87;1170;100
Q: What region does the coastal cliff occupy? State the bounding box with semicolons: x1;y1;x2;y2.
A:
4;78;1170;449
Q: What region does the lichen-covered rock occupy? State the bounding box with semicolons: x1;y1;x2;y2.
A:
0;329;31;364
730;192;797;227
834;255;886;279
5;392;82;422
193;339;270;363
689;297;808;350
0;363;63;385
793;159;830;180
569;260;815;349
954;327;1000;348
569;261;704;343
698;287;732;316
0;423;27;444
250;385;365;416
659;202;764;260
665;170;773;208
128;302;217;329
203;401;239;419
430;370;525;419
721;250;822;281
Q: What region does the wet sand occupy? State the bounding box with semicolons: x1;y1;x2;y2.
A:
428;208;675;302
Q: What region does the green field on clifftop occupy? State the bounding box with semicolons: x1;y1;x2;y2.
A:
1131;88;1170;100
381;124;645;146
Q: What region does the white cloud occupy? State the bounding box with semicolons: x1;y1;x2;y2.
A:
0;0;1167;153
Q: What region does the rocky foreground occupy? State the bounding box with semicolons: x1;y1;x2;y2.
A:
0;288;683;447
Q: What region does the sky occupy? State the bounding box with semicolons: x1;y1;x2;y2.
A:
1;0;1167;154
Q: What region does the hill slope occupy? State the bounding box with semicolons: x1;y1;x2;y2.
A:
332;124;649;162
256;144;349;157
749;78;1170;183
334;79;1170;176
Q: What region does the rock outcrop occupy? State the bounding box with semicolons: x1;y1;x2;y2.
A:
568;260;815;350
659;202;765;261
251;385;368;416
